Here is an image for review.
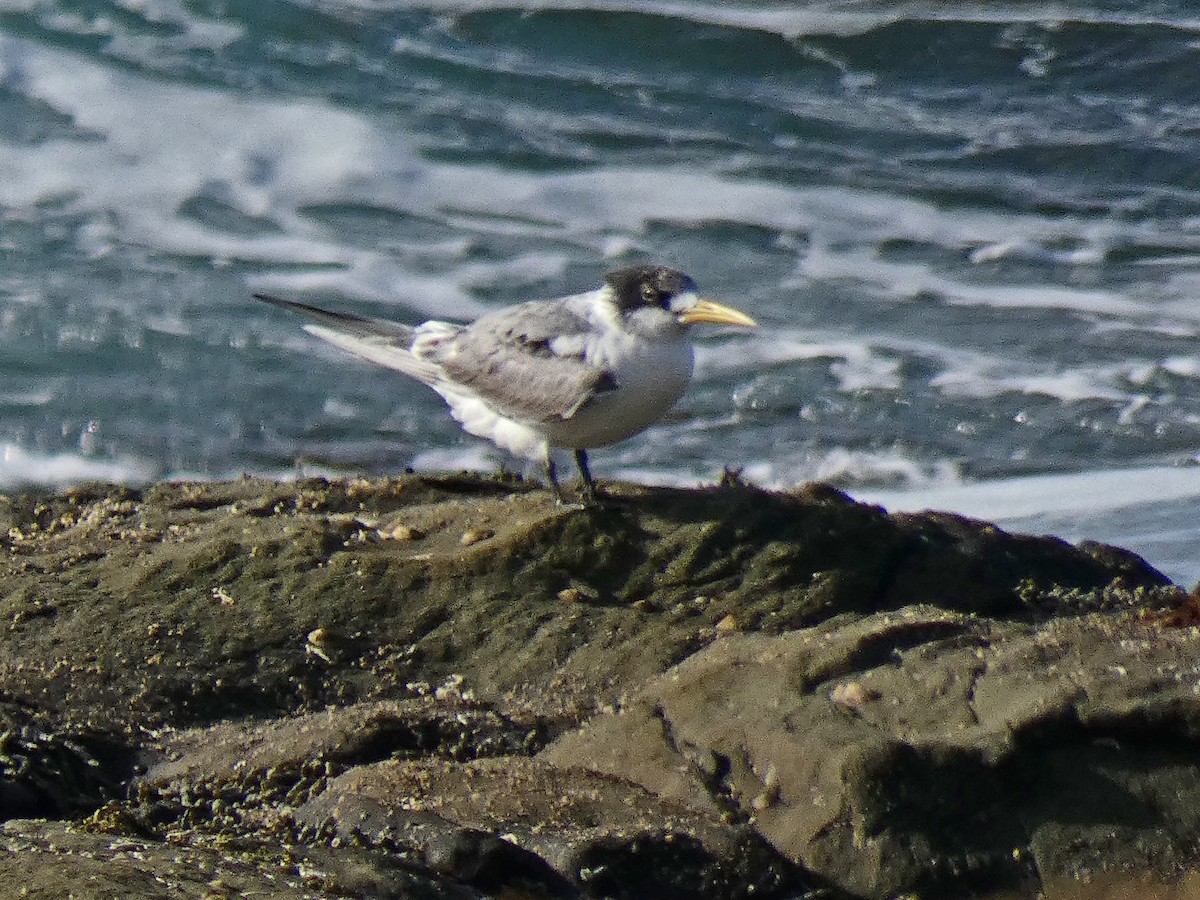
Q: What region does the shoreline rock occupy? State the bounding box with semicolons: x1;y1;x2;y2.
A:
0;474;1192;898
544;605;1200;897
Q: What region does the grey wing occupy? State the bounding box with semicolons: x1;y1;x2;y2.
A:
427;300;615;422
255;293;443;384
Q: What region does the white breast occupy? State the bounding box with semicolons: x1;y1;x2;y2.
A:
542;331;694;449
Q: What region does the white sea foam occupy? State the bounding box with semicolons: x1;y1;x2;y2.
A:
104;0;244;52
7;32;1182;333
409;443;500;475
697;447;963;492
930;363;1131;404
853;464;1200;585
799;247;1147;317
161;463;348;483
4;38;476;316
384;2;1200;40
245;265;487;320
696;332;902;392
1161;357;1200;379
561;423;925;492
0;389;57;407
700;327;1147;407
0;444;158;489
855;465;1200;522
830;355;902;393
321;398;363;421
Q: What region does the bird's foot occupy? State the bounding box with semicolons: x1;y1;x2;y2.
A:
549;490;603;510
546;482;608;510
576;481;608;508
546;451;611;509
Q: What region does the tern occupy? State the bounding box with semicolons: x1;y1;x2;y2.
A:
255;265;756;505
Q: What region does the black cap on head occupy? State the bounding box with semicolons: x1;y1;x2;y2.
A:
603;266;697;312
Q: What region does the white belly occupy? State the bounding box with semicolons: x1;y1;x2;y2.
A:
434;384;550;461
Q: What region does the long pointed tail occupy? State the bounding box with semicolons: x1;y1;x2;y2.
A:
255;293;439;383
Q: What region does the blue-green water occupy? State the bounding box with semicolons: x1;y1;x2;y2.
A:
4;2;1200;579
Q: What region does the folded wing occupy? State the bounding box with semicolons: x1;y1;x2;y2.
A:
428;299;617;424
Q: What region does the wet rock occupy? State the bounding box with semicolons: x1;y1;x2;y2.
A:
0;474;1186;898
131;697;550;843
543;605;1200;898
0;818;485;899
421;825;574;896
144;696;549;782
294;756;809;899
0;702;132;821
0;477;1170;733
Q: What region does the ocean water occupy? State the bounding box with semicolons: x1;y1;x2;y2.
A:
3;1;1200;582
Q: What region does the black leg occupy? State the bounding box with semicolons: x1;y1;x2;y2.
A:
544;455;568;504
574;448;599;506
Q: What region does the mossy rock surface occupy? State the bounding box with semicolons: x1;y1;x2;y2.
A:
0;475;1186;899
0;475;1169;732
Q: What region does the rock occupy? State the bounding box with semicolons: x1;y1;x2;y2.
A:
420;825;571;896
131;697;549;842
0;818;485;899
543;605;1200;898
0;474;1187;898
132;696;814;897
0;477;1170;732
293;756;806;899
0;701;132;820
143;696;548;784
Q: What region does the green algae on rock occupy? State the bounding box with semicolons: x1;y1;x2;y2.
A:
0;474;1188;899
0;476;1173;733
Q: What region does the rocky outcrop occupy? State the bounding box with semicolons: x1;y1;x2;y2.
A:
544;605;1200;898
0;474;1192;898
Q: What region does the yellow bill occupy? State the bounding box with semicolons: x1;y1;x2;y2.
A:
678;298;758;328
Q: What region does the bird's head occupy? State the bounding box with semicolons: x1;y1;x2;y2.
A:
602;265;757;334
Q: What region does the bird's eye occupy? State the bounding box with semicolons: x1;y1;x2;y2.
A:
641;284;663;305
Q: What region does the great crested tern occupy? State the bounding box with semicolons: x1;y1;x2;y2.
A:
256;265;756;505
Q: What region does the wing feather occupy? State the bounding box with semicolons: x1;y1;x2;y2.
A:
427;299;615;423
